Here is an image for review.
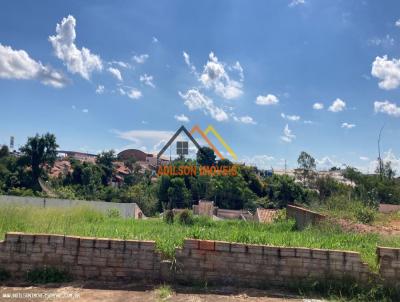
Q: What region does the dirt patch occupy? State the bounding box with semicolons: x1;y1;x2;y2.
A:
335;218;400;235
0;282;314;302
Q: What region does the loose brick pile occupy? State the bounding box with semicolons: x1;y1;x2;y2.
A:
0;232;399;287
0;232;160;281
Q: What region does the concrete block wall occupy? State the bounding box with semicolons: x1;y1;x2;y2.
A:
377;247;400;287
174;239;371;287
0;232;160;281
286;205;326;230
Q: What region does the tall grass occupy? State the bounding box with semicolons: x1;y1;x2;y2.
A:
0;205;399;269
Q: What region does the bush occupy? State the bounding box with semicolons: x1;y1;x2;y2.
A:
0;268;10;281
106;208;121;218
26;267;71;283
178;209;194;225
356;208;376;224
163;209;174;224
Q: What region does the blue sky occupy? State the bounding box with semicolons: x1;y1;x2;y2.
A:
1;0;400;172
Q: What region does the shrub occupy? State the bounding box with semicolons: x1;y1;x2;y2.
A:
26;267;71;284
356;208;376;224
178;209;194;225
0;268;10;281
163;210;174;224
106;208;121;218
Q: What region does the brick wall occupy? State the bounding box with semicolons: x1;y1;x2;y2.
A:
1;233;399;288
174;239;371;287
377;246;400;287
286;205;326;230
0;232;160;281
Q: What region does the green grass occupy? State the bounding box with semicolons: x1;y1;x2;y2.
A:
0;205;399;270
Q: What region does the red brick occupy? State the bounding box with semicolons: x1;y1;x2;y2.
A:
199;240;215;251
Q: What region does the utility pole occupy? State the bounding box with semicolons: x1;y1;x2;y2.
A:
377;124;385;179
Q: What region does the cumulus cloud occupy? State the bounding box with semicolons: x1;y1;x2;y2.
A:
174;114;189;123
49;15;103;80
231;61;244;82
152;36;159;43
374;100;400;117
341;122;356;129
179;88;228;122
368;149;400;173
0;43;68;88
313;102;324;110
95;85;104;94
113;129;174;152
255;94;279;105
139;74;155;88
107;67;122;81
371;55;400;90
109;61;131;69
360;156;369;161
396;19;400;27
289;0;305;7
183;51;198;75
281;113;300;121
233;115;256;124
328;98;346;112
199;52;243;99
281;124;295;143
316;156;339;169
133;54;149;64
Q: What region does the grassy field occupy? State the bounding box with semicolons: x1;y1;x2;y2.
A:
0;205;399;270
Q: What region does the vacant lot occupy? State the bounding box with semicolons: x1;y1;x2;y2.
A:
0;205;399;269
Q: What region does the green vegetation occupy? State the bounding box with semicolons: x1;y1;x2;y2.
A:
26;267;71;284
1;205;399;270
155;284;173;301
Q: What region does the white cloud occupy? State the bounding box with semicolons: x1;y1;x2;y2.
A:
183;51;198;75
113;129;174;152
139;74;155;88
119;87;142;100
371;55;400;90
242;155;275;169
95;85;104;94
199;52;243;99
127;88;142;100
304;120;314;124
231;61;244;82
0;43;68;88
368;35;395;48
289;0;305;7
360;156;369;161
72;105;76;110
82;109;88;113
133;54;149;64
256;94;279;105
152;36;159;43
49;15;103;80
281;113;300;121
313;102;324;110
328;98;346;112
233;115;256;124
179;88;228;122
374;100;400;117
368;149;400;173
109;61;131;69
395;19;400;27
281;124;295;143
107;67;122;81
341;122;356;129
174;114;189;123
316;156;339;169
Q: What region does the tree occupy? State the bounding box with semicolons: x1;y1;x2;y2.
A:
167;177;191;209
196;147;216;166
96;150;116;185
0;145;9;158
19;133;58;189
297;151;316;185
